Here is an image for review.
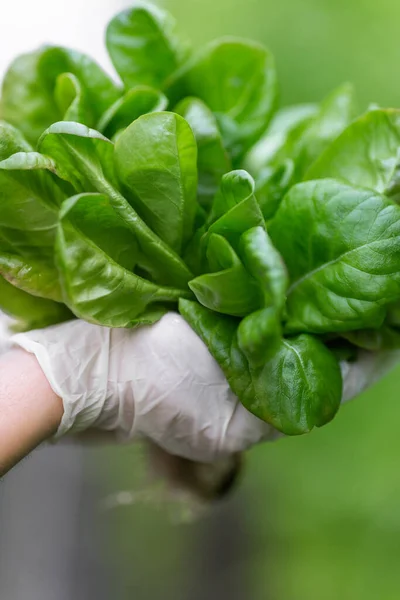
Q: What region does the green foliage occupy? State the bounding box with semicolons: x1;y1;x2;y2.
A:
1;2;400;434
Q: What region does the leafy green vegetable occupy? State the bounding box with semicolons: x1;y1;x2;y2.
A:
183;168;266;281
387;302;400;327
253;334;342;435
97;86;168;139
341;326;400;351
38;120;193;288
175;97;231;209
207;172;265;249
244;103;318;176
269;179;400;333
246;84;357;219
239;226;288;311
38;120;118;191
288;83;357;180
306;109;400;195
54;73;92;126
0;46;120;144
167;38;277;162
189;237;263;316
237;307;281;366
106;2;189;90
0;125;65;300
208;169;257;225
179;299;342;435
114;112;198;254
0;274;70;330
0;253;62;302
2;2;400;436
56;193;189;327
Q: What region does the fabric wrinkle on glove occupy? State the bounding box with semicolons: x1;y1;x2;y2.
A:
11;314;274;463
8;312;400;463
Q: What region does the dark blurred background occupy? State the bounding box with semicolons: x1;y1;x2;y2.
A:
2;0;400;598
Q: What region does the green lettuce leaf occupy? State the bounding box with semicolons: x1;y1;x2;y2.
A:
97;86;168;139
106;3;189;90
175;97;231;209
0;274;71;330
180;299;342;435
270;179;400;333
38;121;193;287
306;109;400;197
1;46;120;144
114;112;198;254
56;193;190;327
167;38;277;161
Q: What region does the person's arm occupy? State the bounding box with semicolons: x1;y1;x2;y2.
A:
0;349;63;477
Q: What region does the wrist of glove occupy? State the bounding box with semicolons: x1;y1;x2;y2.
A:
9;313;400;464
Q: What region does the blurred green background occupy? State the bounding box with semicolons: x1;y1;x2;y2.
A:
96;1;400;599
165;0;400;109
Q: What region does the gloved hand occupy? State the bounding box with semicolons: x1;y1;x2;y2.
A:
8;313;400;464
11;315;272;463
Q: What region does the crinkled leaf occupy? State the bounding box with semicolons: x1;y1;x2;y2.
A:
114;112;198;254
189;237;262;317
289;83;357;179
56;193;190;327
252;334;342;435
38;121;117;191
185;170;264;277
175;97;231;209
269;179;400;333
97;86;168;139
168;38;277;161
0;130;66;298
244;103;318;177
250;84;357;219
60;193;138;272
1;46;120;144
179;299;342;435
306;109;400;197
0;131;65;261
38;120;192;287
106;3;189;90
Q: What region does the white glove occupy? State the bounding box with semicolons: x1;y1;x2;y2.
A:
11;314;273;463
9;313;400;463
0;311;11;354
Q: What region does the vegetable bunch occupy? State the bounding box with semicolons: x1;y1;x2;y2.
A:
1;2;400;436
